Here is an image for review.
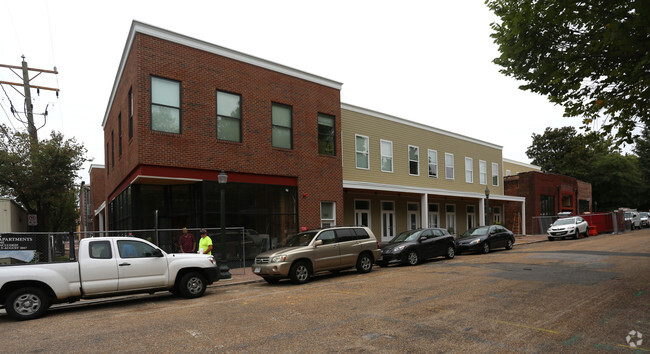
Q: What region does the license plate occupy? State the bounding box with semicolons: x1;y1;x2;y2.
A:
254;267;261;273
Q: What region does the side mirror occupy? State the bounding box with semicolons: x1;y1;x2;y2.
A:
152;249;163;257
419;236;428;241
314;240;323;247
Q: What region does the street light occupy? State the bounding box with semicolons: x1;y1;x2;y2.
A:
218;170;231;279
485;186;490;226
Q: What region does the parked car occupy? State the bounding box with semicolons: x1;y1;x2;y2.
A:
0;237;221;321
251;226;381;284
377;228;455;267
640;212;649;228
455;225;515;254
547;216;589;240
624;211;641;230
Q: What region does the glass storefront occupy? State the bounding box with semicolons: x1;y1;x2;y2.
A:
108;181;298;255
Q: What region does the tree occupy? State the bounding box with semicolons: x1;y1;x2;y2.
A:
633;126;650;209
526;126;612;181
0;125;88;231
486;0;650;144
589;153;644;211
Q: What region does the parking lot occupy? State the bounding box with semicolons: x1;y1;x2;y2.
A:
1;230;648;352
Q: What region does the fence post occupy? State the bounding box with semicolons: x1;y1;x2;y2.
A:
69;230;76;261
154;209;159;246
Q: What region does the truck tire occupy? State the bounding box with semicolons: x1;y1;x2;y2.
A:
178;272;206;298
5;287;50;321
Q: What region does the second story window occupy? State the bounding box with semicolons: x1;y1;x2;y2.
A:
151;76;181;134
380;140;393;172
445;153;454;180
409;146;419;176
272;103;292;149
118;113;122;156
355;135;369;169
128;88;133;140
318;113;335;155
479;160;487;185
465;157;473;183
428;149;438;178
492;162;500;186
217;91;242;142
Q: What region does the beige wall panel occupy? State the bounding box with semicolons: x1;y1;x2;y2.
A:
342;108;505;196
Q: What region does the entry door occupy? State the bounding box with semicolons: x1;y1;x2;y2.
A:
428;204;439;227
467;205;476;229
407;203;420;230
381;201;395;242
446;204;456;235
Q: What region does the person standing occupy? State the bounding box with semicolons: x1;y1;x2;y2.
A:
197;228;213;255
179;228;196;253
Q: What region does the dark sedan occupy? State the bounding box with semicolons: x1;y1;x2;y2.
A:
455;225;515;254
377;228;456;267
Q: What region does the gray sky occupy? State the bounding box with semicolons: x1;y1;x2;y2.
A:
1;0;581;183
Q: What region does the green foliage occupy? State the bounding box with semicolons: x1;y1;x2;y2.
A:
486;0;650;144
633;126;650;209
589;153;643;211
0;125;88;231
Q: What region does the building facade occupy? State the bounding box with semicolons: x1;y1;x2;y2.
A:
504;171;592;234
341;104;527;240
0;198;28;233
96;21;343;252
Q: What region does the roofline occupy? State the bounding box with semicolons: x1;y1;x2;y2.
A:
341;103;503;151
102;20;343;128
502;158;541;170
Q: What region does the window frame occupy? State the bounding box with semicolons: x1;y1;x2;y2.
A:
320;201;336;228
216;90;242;142
408;145;420;176
271;103;293;149
380;139;393;173
150;76;181;134
355;134;370;170
128;87;133;140
428;149;438;178
465;157;473;183
479;160;487;185
492;162;500;186
317;113;336;156
445;153;455;180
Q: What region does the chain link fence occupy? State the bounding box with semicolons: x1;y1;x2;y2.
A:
0;227;268;275
531;212;626;235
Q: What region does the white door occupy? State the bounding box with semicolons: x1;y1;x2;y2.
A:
407;203;420;230
446;204;456;235
116;240;169;291
467;205;476;229
381;201;395;242
428;204;439;227
80;240;119;295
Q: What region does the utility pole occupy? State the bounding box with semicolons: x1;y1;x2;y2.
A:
0;56;59;141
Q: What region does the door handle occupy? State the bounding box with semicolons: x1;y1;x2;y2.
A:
119;262;131;266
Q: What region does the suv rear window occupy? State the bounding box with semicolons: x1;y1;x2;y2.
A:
353;228;370;238
335;228;357;242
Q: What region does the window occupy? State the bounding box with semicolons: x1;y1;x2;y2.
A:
445;153;454;180
321;202;336;227
479;160;487;185
355;135;369;169
380;140;393;172
506;170;511;176
316;230;336;245
428;149;438;178
128;88;133;139
151;76;181;134
118;113;122;156
465;157;473;183
106;143;110;174
540;195;555;216
493;206;502;224
492;162;499;186
381;201;395;241
217;91;242;142
409;146;419;175
272;103;292;149
318;113;335;155
111;131;114;168
89;241;112;259
118;240;156;258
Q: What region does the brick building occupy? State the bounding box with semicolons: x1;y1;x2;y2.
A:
93;21;343;252
504;171;592;235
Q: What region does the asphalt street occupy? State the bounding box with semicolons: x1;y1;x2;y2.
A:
1;231;649;352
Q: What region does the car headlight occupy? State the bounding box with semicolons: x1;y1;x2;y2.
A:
393;245;407;253
271;255;287;263
470;238;481;245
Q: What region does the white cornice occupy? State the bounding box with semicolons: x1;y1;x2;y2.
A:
102;20;343;128
341;103;503;151
502;158;541;170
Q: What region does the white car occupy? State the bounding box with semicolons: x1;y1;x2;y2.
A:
625;211;641;230
547;216;589;240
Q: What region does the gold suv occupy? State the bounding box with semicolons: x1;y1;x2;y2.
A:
251;226;381;284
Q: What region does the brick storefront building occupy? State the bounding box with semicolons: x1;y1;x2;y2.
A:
504;171;592;235
93;21;343;252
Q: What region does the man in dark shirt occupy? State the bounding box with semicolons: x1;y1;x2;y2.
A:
179;228;196;253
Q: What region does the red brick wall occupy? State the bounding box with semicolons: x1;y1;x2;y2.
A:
103;33;343;229
89;166;105;231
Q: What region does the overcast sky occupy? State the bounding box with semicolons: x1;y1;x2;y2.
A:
1;0;583;183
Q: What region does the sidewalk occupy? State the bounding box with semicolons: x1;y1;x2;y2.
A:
214;234;551;287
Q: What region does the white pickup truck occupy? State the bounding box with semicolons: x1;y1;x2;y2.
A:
0;237;221;321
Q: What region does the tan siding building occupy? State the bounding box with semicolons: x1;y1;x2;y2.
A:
503;158;541;177
341;104;527;241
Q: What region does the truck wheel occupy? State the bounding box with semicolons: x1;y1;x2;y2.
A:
5;287;50;321
178;272;206;298
289;261;311;284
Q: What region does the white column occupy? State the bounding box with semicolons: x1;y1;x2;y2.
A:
421;193;428;228
521;201;526;235
479;197;486;226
